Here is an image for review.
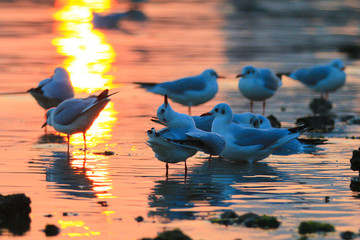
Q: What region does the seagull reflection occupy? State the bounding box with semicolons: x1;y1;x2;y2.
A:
45;152;96;199
148;159;288;222
37;133;66;144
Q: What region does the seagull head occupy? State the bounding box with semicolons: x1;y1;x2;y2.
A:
202;69;225;81
256;114;272;129
205;103;233;123
236;65;259;78
330;59;346;71
157;95;195;129
42;108;55;128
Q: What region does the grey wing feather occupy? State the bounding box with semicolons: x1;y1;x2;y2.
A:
259;68;281;91
158;75;206;94
53;98;95;125
232;126;288;147
290;65;330;86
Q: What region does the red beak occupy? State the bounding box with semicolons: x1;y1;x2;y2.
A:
341;66;346;71
236;74;243;78
200;112;213;117
164;94;168;107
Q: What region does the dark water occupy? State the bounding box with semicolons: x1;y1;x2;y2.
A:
0;0;360;239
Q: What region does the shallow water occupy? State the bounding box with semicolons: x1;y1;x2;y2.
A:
0;0;360;239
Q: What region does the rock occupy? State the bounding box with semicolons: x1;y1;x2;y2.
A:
267;115;281;128
93;151;115;156
0;193;31;236
135;216;144;222
62;212;78;216
141;229;192;240
296;116;334;133
338;44;360;59
340;231;357;240
350;147;360;172
97;201;108;207
340;114;357;122
44;224;60;236
350;176;360;191
220;210;238;219
324;196;330;203
298;221;335;234
211;211;280;229
309;98;332;115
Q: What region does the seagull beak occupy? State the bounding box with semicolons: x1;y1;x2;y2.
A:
217;75;226;79
200;112;213;117
236;74;243;78
41;122;47;128
341;66;346;71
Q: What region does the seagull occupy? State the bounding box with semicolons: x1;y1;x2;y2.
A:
237;66;282;115
193;111;261;132
288;59;346;100
42;89;114;157
146;95;226;176
206;103;305;162
28;67;74;110
134;69;225;115
92;12;129;29
146;128;197;178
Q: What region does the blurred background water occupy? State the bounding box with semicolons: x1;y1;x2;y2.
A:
0;0;360;239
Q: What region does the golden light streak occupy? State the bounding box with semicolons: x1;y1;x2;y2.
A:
53;0;118;200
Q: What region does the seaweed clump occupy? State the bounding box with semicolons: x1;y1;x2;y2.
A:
210;210;280;229
298;221;335;234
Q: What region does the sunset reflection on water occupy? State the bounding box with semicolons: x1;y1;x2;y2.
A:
51;0;118;201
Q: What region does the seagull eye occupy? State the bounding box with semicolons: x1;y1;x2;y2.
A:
215;108;218;112
260;119;263;123
161;109;165;114
221;110;225;114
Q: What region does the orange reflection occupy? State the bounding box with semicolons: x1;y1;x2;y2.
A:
53;0;115;92
53;0;118;199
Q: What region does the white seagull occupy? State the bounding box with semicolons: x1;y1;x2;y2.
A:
237;66;282;115
28;67;74;110
42;89;114;156
288;59;346;100
135;69;225;115
146;95;226;176
207;103;306;162
193;111;261;132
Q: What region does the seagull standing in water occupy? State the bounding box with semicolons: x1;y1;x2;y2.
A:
237;66;282;115
42;89;114;157
135;69;225;115
206;103;305;162
288;59;346;100
146;95;225;177
28;67;74;110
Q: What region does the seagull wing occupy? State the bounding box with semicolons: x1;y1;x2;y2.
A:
259;68;281;91
53;98;96;125
158;75;206;94
290;65;330;86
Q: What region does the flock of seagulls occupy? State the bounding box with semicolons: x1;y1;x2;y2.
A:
28;59;346;175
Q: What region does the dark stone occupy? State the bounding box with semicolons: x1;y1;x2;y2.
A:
0;193;31;236
309;98;332;115
350;177;360;191
267;115;281;128
324;196;330;203
62;212;78;217
242;214;280;229
338;44;360;59
298;138;328;145
220;210;238;219
298;221;335;234
135;216;144;222
43;214;53;218
97;201;108;207
350;147;360;171
154;229;192;240
296;116;335;133
44;224;60;237
340;231;357;240
93;151;115;156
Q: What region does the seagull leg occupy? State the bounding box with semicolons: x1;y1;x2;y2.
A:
67;134;70;159
209;155;212;163
325;92;329;100
188;106;192;116
263;100;266;115
166;163;169;179
250;101;253;113
83;132;87;153
185;160;188;177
